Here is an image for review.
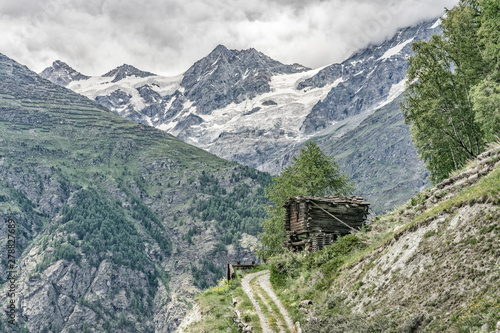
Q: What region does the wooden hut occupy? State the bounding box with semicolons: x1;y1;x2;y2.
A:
283;196;370;252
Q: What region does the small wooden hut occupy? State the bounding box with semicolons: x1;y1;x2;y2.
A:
284;196;370;252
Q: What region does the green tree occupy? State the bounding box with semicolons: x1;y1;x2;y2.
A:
478;0;500;74
471;0;500;142
258;141;354;258
402;0;488;183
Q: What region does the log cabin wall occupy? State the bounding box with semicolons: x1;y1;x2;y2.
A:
286;202;308;234
284;196;370;252
291;203;297;227
284;204;290;231
299;202;307;231
308;202;367;234
311;232;335;252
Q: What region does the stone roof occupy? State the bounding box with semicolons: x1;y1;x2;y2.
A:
283;195;370;208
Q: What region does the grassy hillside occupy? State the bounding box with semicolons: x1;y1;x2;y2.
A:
189;145;500;332
0;53;270;332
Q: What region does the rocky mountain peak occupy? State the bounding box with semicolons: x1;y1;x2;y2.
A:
52;59;71;68
102;63;156;83
39;60;89;86
180;45;310;114
298;18;441;134
244;47;261;57
200;44;232;69
211;44;230;55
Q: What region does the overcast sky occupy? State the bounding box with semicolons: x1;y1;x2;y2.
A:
0;0;458;77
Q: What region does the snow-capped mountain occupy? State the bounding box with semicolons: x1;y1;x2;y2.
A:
40;18;441;212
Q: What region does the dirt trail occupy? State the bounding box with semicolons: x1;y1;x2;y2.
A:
242;270;295;332
241;271;272;333
255;289;285;333
256;272;295;331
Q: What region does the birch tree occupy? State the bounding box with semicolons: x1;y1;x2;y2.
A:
401;0;488;183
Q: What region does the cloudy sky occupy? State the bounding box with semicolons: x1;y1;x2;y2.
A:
1;0;458;76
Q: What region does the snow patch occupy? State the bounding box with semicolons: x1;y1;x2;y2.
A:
184;99;195;111
163;96;177;115
211;55;221;67
158;121;178;132
379;38;414;61
333;77;345;87
242;68;250;80
144;115;153;127
375;78;407;109
429;19;441;30
199;66;218;81
67;74;182;104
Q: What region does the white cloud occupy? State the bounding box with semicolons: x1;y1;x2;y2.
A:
0;0;458;76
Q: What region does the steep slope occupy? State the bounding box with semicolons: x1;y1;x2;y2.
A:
41;18;441;214
0;53;270;332
296;146;500;332
326;98;429;214
188;145;500;332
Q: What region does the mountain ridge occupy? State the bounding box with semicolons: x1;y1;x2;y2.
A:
103;64;157;83
40;18;440;214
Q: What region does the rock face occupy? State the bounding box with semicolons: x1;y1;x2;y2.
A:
0;53;270;332
40;18;441;213
298;22;433;133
